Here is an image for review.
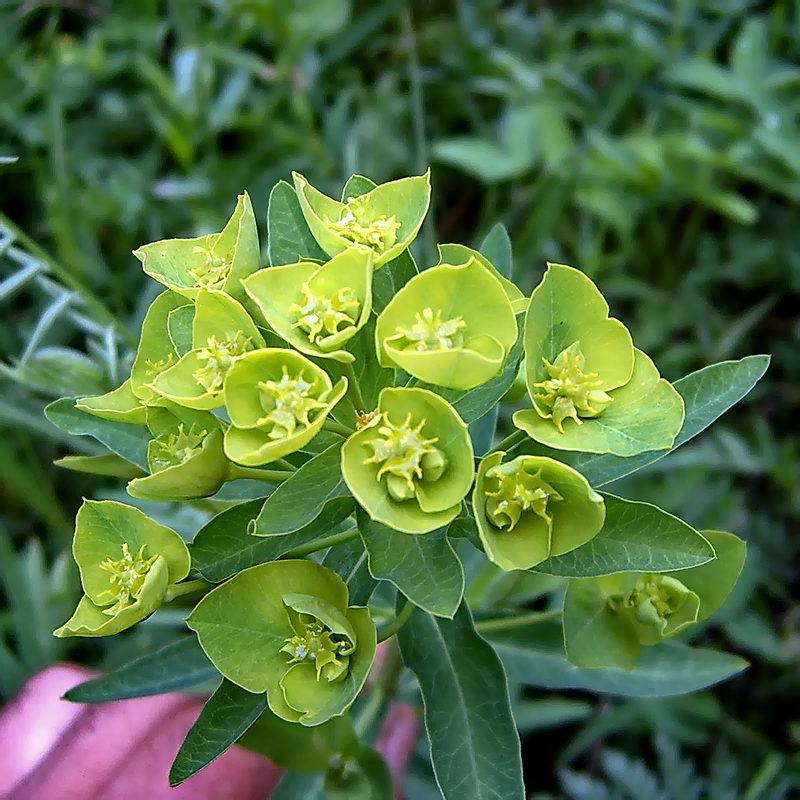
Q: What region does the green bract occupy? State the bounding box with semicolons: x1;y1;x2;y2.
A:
55;500;191;638
76;379;147;424
375;258;518;390
563;530;746;670
187;560;376;726
244;246;373;363
223;348;347;466
436;243;528;314
126;404;229;501
133;192;259;301
149;288;265;410
513;263;685;456
341;387;474;534
292;171;431;268
473;452;605;570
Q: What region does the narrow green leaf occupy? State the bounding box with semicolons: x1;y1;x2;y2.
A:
54;453;144;479
509;355;770;486
535;495;714;578
372;250;418;314
398;602;524;800
479;223;513;278
192;497;353;582
64;637;217;702
45;397;150;469
322;536;375;607
358;512;464;618
267;180;327;266
253;443;353;536
490;621;748;697
169;679;266;786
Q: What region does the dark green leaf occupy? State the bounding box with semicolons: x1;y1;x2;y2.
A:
490;621;747;698
192;497;353;582
479;223;513;277
45;398;150;469
372;250;418;314
169;679;266;786
322;535;375;606
358;511;464;618
64;637;217;702
267;180;327;266
535;495;715;577
341;174;377;200
253;443;352;536
398;602;524;800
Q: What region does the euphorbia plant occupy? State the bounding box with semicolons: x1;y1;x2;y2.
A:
45;169;769;799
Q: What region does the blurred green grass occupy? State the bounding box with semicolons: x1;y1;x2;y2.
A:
1;0;798;795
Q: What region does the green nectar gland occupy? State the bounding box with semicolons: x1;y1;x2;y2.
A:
618;573;692;634
290;283;360;344
326;195;401;253
257;367;329;440
534;341;613;433
281;617;353;682
392;307;466;352
364;412;447;502
97;543;158;616
189;244;232;289
149;423;207;471
484;461;563;531
193;331;253;394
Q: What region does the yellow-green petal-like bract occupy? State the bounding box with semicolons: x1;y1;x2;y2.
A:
341;387;474;534
292;171;431;268
375;258;517;390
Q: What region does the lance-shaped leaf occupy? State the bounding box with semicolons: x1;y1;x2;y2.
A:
54;500;191;638
267;180;329;266
514;263;684;456
397;602;525;800
438;242;527;313
341;387;474;534
293;171;431;268
130;290;186;402
473;452;605;571
376;258;518;390
244;246;373;363
535;495;715;577
223;349;347;466
562;532;745;670
358;511;464;618
150;289;264;410
187;560;377;726
134;192;260;301
75;379;147;424
126;404;230;502
489;620;748;697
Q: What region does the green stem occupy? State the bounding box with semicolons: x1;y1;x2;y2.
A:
281;526;360;559
341;362;366;411
322;417;353;437
377;599;416;643
474;609;561;634
273;457;297;471
0;211;137;349
355;640;403;737
164;579;213;603
227;464;295;483
492;428;527;454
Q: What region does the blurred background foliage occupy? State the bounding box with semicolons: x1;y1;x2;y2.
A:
0;0;798;796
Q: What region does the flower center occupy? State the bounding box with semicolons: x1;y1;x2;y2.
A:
189;245;231;289
144;353;175;379
533;341;613;432
257;367;328;439
625;574;691;631
193;332;253;394
484;462;563;531
290;284;360;344
97;543;158;616
149;423;207;472
326;195;401;253
281;620;353;682
392;307;466;352
363;412;446;501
